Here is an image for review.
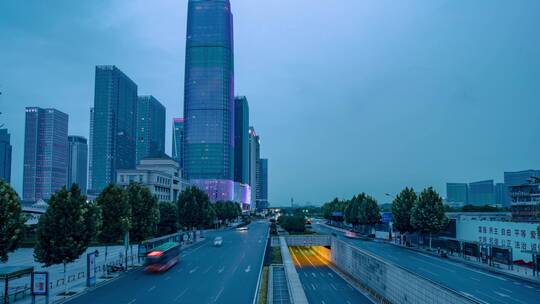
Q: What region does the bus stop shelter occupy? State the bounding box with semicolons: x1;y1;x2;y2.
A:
0;266;34;304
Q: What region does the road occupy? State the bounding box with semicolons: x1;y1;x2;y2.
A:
289;246;372;304
64;221;269;304
312;221;540;304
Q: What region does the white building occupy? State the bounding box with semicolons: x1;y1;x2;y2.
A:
116;157;188;202
456;215;540;262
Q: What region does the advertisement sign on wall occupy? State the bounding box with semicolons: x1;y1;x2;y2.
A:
31;272;48;296
87;252;96;287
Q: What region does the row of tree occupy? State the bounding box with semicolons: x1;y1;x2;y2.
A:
321;193;381;233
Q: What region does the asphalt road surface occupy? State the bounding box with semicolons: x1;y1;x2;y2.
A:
289;246;373;304
65;221;269;304
312;221;540;304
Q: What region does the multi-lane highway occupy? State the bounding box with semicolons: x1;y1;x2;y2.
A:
65;221;269;304
312;221;540;304
289;246;373;304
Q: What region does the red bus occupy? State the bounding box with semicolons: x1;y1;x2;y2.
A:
144;242;181;272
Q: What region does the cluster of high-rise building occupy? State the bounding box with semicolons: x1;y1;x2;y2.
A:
11;0;268;211
446;170;540;222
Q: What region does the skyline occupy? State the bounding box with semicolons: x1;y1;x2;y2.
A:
1;0;540;205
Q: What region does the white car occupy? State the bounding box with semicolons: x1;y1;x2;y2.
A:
236;226;249;231
213;236;223;246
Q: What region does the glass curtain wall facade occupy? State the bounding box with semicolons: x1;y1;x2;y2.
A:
0;129;12;183
88;108;94;191
446;183;468;204
68;136;88;194
504;170;540;207
136;95;166;163
23;107;68;202
172;118;184;168
468;180;495;206
91;65;138;192
183;0;235;188
258;158;268;210
234;96;249;184
248;127;260;209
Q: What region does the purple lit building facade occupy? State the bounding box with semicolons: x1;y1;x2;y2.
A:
23;107;68;202
184;0;248;206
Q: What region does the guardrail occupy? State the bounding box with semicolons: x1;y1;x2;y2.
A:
282;235;331;247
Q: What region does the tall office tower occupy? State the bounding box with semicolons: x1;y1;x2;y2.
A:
88;108;94;191
495;183;506;206
0;128;12;183
23;107;68;202
446;183;468;204
67;136;88;194
504;170;540;206
234;96;249;184
183;0;235;200
91;65;138;192
468;180;495;206
172;118;184;167
136;95;166;163
257;158;268;210
248;127;260;209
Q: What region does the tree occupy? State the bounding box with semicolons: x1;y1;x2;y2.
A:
391;187;416;242
0;179;26;262
157;202;178;236
410;187;448;249
34;185;94;295
344;196;361;228
277;215;305;233
128;183;159;243
178;186;214;230
358;194;380;234
97;184;131;270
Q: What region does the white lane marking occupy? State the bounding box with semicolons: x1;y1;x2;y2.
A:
127;299;136;304
203;266;213;274
189;267;199;274
460;292;490;304
311;283;316;290
232;264;239;274
346;301;352;304
327;272;333;278
174;289;188;302
464;267;507;281
409;255;456;273
494;291;510;298
218;266;225;273
499;288;512;293
147;285;156;292
245;265;251;273
321;301;326;304
470;277;480;281
311;272;317;278
476;289;520;304
213;286;225;302
165;276;171;281
524;285;533;289
418;267;439;277
330;283;337;290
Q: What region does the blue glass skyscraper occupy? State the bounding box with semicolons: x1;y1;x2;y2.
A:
0;128;12;183
172;118;184;167
136;95;166;163
91;65;138;192
234;96;249;184
183;0;235;200
23;107;68;202
68;136;88;194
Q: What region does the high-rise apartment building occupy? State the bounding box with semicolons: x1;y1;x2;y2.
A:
183;0;235;193
67;136;88;194
136;95;166;163
23;107;68;201
91;65;138;192
88;107;94;191
248;127;260;209
0;128;12;183
257;158;268;210
172;118;184;168
234;96;249;184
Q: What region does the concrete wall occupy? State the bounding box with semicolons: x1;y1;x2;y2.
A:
331;238;478;304
283;235;331;247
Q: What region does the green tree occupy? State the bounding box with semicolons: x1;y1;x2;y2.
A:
277;215;305;233
157;202;179;236
358;194;380;234
128;183;159;243
410;187;448;249
178;186;214;230
391;187;416;242
344;196;361;228
97;184;131;269
34;185;94;295
0;179;26;262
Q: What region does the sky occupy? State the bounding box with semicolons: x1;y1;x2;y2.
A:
1;0;539;206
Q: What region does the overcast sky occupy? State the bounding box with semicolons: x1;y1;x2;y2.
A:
1;0;539;206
